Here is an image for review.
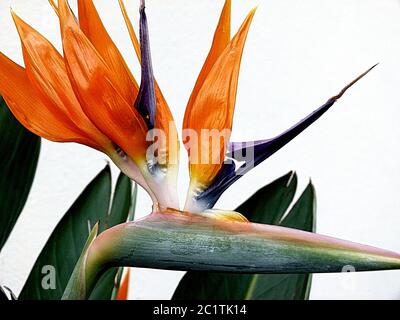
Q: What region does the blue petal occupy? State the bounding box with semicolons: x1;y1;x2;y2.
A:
194;65;377;210
134;3;156;129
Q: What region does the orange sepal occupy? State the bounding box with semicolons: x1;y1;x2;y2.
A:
183;0;231;117
59;0;148;163
77;0;139;105
48;0;59;16
184;8;256;188
11;11;110;152
0;52;98;146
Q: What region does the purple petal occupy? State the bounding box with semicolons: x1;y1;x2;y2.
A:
193;65;377;210
134;2;156;129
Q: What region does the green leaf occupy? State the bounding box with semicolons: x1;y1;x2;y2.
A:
0;96;41;251
242;183;316;300
102;173;134;231
89;174;135;300
172;172;316;300
275;183;316;299
108;185;137;300
19;167;133;300
61;223;99;300
236;171;297;224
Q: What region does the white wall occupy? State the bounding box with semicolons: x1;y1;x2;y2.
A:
1;0;400;299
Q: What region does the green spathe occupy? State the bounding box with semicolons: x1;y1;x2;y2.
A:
63;211;400;299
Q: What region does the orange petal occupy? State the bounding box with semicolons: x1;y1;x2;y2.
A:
0;52;94;145
59;0;148;163
118;0;141;61
183;0;231;118
116;269;130;300
48;0;59;16
184;8;256;188
77;0;139;105
11;11;110;151
153;85;180;168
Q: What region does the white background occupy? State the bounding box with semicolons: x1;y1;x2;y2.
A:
1;0;400;299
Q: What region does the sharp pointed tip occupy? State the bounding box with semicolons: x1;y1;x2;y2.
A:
330;63;378;103
362;63;379;76
10;8;18;19
9;8;18;23
371;62;379;69
10;10;25;32
288;170;296;180
249;6;258;16
91;221;100;235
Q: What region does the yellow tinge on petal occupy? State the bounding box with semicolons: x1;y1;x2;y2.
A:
196;209;249;223
183;5;256;189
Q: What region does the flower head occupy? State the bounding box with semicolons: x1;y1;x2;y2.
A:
0;0;374;215
3;1;396;300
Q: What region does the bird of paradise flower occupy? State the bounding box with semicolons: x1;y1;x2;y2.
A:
0;0;398;300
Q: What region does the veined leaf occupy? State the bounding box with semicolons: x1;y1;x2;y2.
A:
19;166;134;300
172;172;316;300
236;171;297;225
0;96;41;251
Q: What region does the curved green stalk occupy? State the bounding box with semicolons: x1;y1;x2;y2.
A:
63;212;400;300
